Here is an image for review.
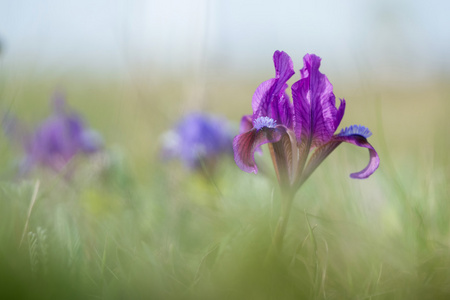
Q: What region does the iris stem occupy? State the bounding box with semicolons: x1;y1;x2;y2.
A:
264;189;295;264
273;189;295;252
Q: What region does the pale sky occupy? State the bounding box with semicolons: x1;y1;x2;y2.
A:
0;0;449;80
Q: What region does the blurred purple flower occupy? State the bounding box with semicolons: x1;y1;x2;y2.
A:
161;112;233;170
11;95;103;173
233;51;379;192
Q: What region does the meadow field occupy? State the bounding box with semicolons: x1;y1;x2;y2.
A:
0;70;449;299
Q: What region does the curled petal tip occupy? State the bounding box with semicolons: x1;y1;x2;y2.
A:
349;148;380;179
336;134;380;179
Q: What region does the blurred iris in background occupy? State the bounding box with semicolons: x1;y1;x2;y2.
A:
161;112;233;172
4;93;103;175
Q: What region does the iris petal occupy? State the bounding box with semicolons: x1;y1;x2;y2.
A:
292;54;342;147
233;126;284;174
277;93;294;129
298;131;379;186
252;51;295;123
334;98;346;129
335;134;379;179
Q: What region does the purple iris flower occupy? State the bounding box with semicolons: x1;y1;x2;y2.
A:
161;112;233;170
233;51;379;192
20;96;103;173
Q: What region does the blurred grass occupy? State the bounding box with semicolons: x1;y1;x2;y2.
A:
0;72;449;299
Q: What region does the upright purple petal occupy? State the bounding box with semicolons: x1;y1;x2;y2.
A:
252;51;295;124
233;126;284;174
252;78;276;116
277;93;294;129
292;54;342;147
334;98;346;129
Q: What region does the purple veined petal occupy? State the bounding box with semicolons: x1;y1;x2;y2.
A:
252;78;276;116
277;93;294;129
252;51;295;121
297;125;379;186
334;135;379;179
336;125;379;178
233;126;284;174
334;98;346;129
292;54;341;147
273;50;296;84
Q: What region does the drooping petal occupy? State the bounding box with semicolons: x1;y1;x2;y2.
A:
233;126;284;174
345;138;378;179
292;54;342;147
252;51;295;123
299;125;379;185
336;125;379;179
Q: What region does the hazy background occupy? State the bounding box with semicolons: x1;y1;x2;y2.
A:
1;0;448;166
1;0;449;82
1;1;450;299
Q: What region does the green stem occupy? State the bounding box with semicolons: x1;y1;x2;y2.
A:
273;190;295;252
264;189;295;265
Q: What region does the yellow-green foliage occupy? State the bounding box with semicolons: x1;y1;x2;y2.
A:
0;73;449;299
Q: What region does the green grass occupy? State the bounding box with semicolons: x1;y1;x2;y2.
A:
0;74;449;299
